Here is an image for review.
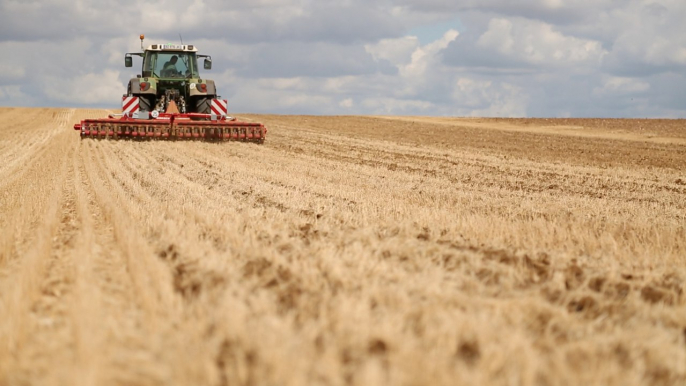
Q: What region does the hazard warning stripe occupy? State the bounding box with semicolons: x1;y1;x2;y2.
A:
122;96;139;115
122;97;137;111
211;99;227;116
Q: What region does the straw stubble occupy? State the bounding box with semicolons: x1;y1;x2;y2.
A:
0;108;684;385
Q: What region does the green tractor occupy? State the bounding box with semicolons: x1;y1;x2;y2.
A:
125;35;218;114
74;35;266;142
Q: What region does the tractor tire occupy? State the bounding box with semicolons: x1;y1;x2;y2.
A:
195;97;211;114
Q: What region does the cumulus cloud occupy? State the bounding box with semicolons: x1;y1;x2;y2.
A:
452;79;528;117
366;36;419;66
339;98;354;108
43;70;126;105
443;17;605;71
402;29;459;78
601;1;686;76
477;18;604;66
593;77;650;97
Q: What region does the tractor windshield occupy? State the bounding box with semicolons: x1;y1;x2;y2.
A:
143;51;199;79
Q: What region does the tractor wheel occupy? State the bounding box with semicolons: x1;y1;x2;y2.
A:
138;96;153;112
195;97;211;114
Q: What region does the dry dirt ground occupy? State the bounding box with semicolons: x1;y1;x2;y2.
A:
0;107;685;385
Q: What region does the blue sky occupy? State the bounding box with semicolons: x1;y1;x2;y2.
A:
409;18;464;44
0;0;685;118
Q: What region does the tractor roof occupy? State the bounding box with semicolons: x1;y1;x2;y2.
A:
145;44;198;53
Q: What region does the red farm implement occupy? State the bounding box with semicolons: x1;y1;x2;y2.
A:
74;98;266;142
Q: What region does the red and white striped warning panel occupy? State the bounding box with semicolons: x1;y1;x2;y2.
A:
122;96;140;116
211;99;228;116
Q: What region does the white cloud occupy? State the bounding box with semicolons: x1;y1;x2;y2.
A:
452;78;528;117
592;1;686;76
322;76;359;93
593;77;650;96
365;36;420;66
402;29;459;78
476;18;605;67
43;70;125;105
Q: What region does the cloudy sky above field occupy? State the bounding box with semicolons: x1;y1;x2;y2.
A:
0;0;685;117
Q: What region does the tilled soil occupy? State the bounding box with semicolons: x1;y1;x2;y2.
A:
1;108;684;385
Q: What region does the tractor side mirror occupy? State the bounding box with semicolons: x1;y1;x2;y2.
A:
125;56;132;68
204;58;212;70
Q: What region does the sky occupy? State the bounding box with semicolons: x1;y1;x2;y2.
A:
1;0;685;117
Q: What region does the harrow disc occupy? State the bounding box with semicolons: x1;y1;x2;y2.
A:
75;113;266;143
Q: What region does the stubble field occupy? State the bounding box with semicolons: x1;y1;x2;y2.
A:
0;107;685;385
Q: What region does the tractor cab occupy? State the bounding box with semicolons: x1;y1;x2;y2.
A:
125;43;212;79
144;50;197;79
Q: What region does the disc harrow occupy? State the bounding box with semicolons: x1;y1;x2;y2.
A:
74;112;266;143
